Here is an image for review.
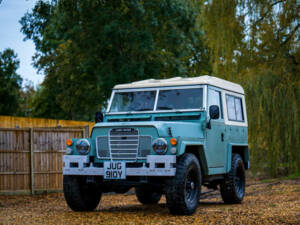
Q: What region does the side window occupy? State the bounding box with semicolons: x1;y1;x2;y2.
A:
226;94;244;122
235;98;244;121
226;95;236;120
208;89;223;119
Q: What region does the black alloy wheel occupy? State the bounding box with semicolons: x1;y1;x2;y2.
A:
220;153;246;204
166;153;202;215
63;175;102;211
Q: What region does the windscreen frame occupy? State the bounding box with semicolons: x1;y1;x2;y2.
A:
107;85;207;114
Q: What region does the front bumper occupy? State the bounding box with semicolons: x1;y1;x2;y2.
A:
62;155;176;176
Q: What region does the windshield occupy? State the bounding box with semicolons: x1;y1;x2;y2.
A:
157;88;203;110
110;91;156;112
109;87;204;113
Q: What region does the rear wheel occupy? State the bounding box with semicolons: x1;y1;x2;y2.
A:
166;153;201;215
135;187;162;204
220;153;245;204
63;175;102;211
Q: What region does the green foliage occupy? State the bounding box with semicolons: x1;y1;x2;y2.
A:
18;80;37;117
203;0;300;177
20;0;208;120
287;172;300;180
0;49;22;115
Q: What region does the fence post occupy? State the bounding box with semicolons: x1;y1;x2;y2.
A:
30;128;35;194
84;125;89;138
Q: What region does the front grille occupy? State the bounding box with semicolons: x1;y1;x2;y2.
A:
138;136;152;157
96;128;152;161
109;128;139;161
96;136;109;158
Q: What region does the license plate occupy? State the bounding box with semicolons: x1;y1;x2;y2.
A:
104;161;126;179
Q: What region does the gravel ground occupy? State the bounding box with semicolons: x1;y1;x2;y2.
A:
1;179;300;225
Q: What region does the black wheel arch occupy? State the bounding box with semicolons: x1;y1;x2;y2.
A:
184;145;208;176
231;145;249;170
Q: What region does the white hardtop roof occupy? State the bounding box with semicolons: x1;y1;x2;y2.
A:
113;75;244;94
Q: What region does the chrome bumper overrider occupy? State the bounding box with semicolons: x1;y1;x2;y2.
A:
62;155;176;176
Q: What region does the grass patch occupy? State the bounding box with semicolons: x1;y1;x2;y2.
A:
259;172;300;183
292;187;300;192
268;203;276;208
286;172;300;180
261;179;276;183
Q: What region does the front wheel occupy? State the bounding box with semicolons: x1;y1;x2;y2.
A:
220;153;245;204
166;153;202;215
63;175;102;211
135;187;162;204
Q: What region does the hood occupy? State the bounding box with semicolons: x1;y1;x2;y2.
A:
93;121;204;138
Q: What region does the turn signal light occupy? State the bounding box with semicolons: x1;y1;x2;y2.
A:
170;138;177;146
66;139;73;146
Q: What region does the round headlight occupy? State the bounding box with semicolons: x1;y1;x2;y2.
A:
152;138;168;155
76;139;90;155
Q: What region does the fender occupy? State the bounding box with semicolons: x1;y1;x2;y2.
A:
226;143;249;173
178;140;208;175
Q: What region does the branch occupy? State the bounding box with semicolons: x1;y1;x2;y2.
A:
254;1;284;25
245;0;285;32
280;24;300;46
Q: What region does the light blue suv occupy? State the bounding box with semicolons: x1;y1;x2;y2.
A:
62;75;249;215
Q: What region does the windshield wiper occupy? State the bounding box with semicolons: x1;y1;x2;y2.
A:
135;108;153;111
157;106;174;110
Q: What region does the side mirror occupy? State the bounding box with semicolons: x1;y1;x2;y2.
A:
95;111;103;123
206;105;219;129
209;105;220;120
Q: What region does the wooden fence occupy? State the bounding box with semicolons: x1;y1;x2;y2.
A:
0;115;95;134
0;127;85;194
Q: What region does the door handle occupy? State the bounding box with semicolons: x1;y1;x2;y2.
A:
221;133;224;142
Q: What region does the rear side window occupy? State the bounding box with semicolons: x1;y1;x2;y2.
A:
226;94;244;122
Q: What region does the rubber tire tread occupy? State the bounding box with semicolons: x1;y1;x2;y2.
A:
135;187;162;204
220;153;245;204
166;153;201;215
63;175;102;211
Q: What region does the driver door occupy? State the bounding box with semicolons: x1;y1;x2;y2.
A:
205;87;226;173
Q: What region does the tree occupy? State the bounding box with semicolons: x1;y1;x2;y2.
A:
202;0;300;176
20;0;209;120
18;80;36;117
0;48;22;115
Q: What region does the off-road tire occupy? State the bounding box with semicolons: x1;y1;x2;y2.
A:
220;153;245;204
135;187;162;204
166;153;202;215
63;175;102;211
